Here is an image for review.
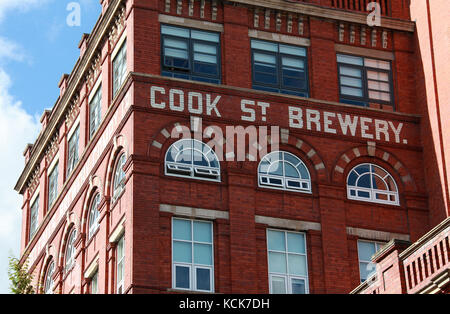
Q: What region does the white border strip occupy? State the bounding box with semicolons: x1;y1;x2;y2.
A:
347;227;410;242
159;14;224;33
255;215;321;231
249;29;311;47
160;204;229;220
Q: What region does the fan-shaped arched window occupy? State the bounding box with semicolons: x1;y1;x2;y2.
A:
258;151;311;193
65;228;77;273
165;139;220;182
347;163;399;205
112;153;126;201
44;261;54;294
88;193;100;239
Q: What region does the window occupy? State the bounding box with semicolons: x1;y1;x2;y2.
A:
44;261;54;294
48;163;58;210
172;218;214;292
358;240;385;283
251;39;309;97
258;151;311;193
113;41;127;98
161;25;221;84
88;193;100;239
89;87;102;139
91;271;98;294
267;229;309;294
347;163;399;205
165;139;220;182
67;125;80;177
65;228;77;273
112;153;126;201
29;196;39;240
337;54;393;107
116;235;125;294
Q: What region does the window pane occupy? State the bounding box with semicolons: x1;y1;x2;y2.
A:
251;40;278;52
282;56;304;69
271;276;286;294
367;71;389;81
337;54;363;66
254;52;276;64
365;58;390;70
173;219;191;241
287;233;305;254
340;66;362;77
194;243;212;265
191;30;219;43
196;268;211;291
284;163;300;178
341;86;363;97
193;221;212;243
173;241;192;263
175;265;190;289
162;25;190;38
360;261;376;281
268;252;287;274
341;76;363;88
288;254;307;276
268;230;286;251
291;278;306;294
280;45;306;57
358;241;376;261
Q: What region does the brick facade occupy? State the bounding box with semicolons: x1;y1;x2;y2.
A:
15;0;449;294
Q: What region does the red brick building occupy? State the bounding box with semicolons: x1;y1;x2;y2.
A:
15;0;449;294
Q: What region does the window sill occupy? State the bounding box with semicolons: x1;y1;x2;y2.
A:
167;288;219;294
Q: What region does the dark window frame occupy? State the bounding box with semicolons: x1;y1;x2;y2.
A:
337;53;395;108
251;39;309;98
161;24;222;84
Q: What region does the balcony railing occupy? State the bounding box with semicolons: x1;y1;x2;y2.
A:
401;220;449;294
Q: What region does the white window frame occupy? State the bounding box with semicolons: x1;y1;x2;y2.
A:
88;193;101;239
29;193;39;240
112;35;127;99
116;235;125;294
267;229;309;294
165;139;221;183
88;78;102;140
44;261;54;294
47;159;59;210
258;151;312;194
357;240;385;283
171;218;214;293
65;229;77;273
91;271;98;294
67;122;80;177
347;163;399;206
112;153;127;202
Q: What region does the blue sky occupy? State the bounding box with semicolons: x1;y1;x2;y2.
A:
0;0;101;294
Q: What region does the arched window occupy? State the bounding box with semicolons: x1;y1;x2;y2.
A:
258;151;311;193
44;261;54;294
112;153;126;201
88;193;100;239
347;163;399;205
65;228;77;273
165;139;220;181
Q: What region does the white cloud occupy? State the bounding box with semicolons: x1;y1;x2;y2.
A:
0;64;40;294
0;37;26;63
0;0;50;22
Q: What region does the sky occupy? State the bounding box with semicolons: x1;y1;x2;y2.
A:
0;0;101;294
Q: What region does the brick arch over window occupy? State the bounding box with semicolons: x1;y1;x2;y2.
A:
254;131;327;182
57;213;78;271
147;118;228;160
38;245;57;293
332;145;417;192
104;134;129;198
80;175;103;236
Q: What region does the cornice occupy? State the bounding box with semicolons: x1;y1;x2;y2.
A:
227;0;415;32
15;0;126;194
